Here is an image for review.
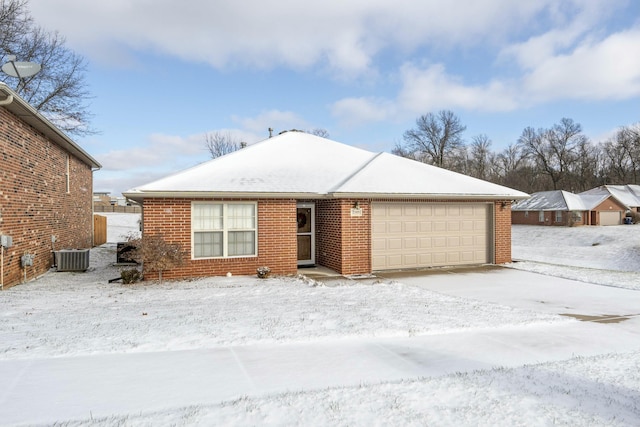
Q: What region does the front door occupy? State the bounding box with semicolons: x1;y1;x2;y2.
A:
297;203;315;266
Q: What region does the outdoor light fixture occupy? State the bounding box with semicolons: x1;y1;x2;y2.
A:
354;201;360;209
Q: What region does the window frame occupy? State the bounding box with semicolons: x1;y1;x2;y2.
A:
555;211;563;223
191;201;258;260
538;210;544;222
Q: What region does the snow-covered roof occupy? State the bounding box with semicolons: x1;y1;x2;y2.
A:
512;190;610;211
580;185;640;209
124;132;529;201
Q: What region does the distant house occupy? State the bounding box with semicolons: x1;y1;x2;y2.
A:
93;192;112;206
124;131;528;280
0;82;101;289
580;185;640;213
512;190;627;226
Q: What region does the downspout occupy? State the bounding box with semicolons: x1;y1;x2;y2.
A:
0;94;14;106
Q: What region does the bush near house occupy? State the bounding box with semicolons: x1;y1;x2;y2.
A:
123;233;185;282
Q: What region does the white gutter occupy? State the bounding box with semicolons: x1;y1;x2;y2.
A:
0;94;13;106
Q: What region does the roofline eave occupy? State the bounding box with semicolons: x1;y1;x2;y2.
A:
124;190;530;203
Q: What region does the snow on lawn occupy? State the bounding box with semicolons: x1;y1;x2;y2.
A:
1;243;565;360
511;224;640;290
66;351;640;426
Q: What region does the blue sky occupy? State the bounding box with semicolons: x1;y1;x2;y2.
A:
26;0;640;196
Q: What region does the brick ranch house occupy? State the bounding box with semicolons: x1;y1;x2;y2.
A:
0;82;101;289
124;131;528;280
512;190;627;226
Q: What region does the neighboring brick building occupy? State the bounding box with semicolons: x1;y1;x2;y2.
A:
0;82;101;289
124;131;527;280
512;190;627;226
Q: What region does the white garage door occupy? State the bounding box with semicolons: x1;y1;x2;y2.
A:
371;203;491;271
600;211;621;226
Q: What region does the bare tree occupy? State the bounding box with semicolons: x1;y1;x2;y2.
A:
518;118;585;190
308;128;330;138
601;124;640;184
467;134;492;180
205;131;240;158
400;110;467;168
567;138;601;191
0;0;94;136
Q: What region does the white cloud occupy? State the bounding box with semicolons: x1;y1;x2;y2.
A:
521;28;640;101
396;63;519;113
331;63;519;126
28;0;553;75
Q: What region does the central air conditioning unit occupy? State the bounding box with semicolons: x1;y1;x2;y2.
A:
55;249;90;272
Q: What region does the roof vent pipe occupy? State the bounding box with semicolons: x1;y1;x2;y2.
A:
0;94;13;106
268;127;273;138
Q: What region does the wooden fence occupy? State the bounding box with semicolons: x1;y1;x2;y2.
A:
94;214;107;246
94;205;141;213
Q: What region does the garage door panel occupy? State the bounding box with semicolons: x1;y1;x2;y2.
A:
433;221;447;232
404;222;418;232
419;237;432;248
404;237;418;249
372;202;491;270
447;222;460;231
433;236;447;247
419;206;433;216
419;221;432;232
434;206;447;216
372;238;386;251
433;252;446;264
388;238;402;250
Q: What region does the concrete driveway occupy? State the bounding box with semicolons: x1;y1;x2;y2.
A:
378;266;640;324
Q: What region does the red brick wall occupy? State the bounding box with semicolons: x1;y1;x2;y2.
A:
141;198;297;280
513;210;556;225
0;107;94;288
494;201;512;264
316;199;371;275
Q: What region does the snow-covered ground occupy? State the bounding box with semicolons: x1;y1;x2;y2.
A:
511;224;640;290
1;214;639;426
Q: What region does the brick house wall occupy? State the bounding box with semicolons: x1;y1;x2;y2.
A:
141;196;514;280
0;107;94;289
494;201;512;264
512;210;576;226
141;198;297;280
316;199;371;275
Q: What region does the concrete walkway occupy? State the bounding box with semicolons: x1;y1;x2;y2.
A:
2;317;640;425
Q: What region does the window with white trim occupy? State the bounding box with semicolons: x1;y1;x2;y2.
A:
538;211;544;222
192;202;257;258
555;211;562;223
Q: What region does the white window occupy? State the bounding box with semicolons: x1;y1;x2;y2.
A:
555;211;562;223
538;211;544;222
524;211;529;218
192;202;257;258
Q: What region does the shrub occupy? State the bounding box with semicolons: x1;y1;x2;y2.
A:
123;233;186;283
121;268;142;284
257;266;271;279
